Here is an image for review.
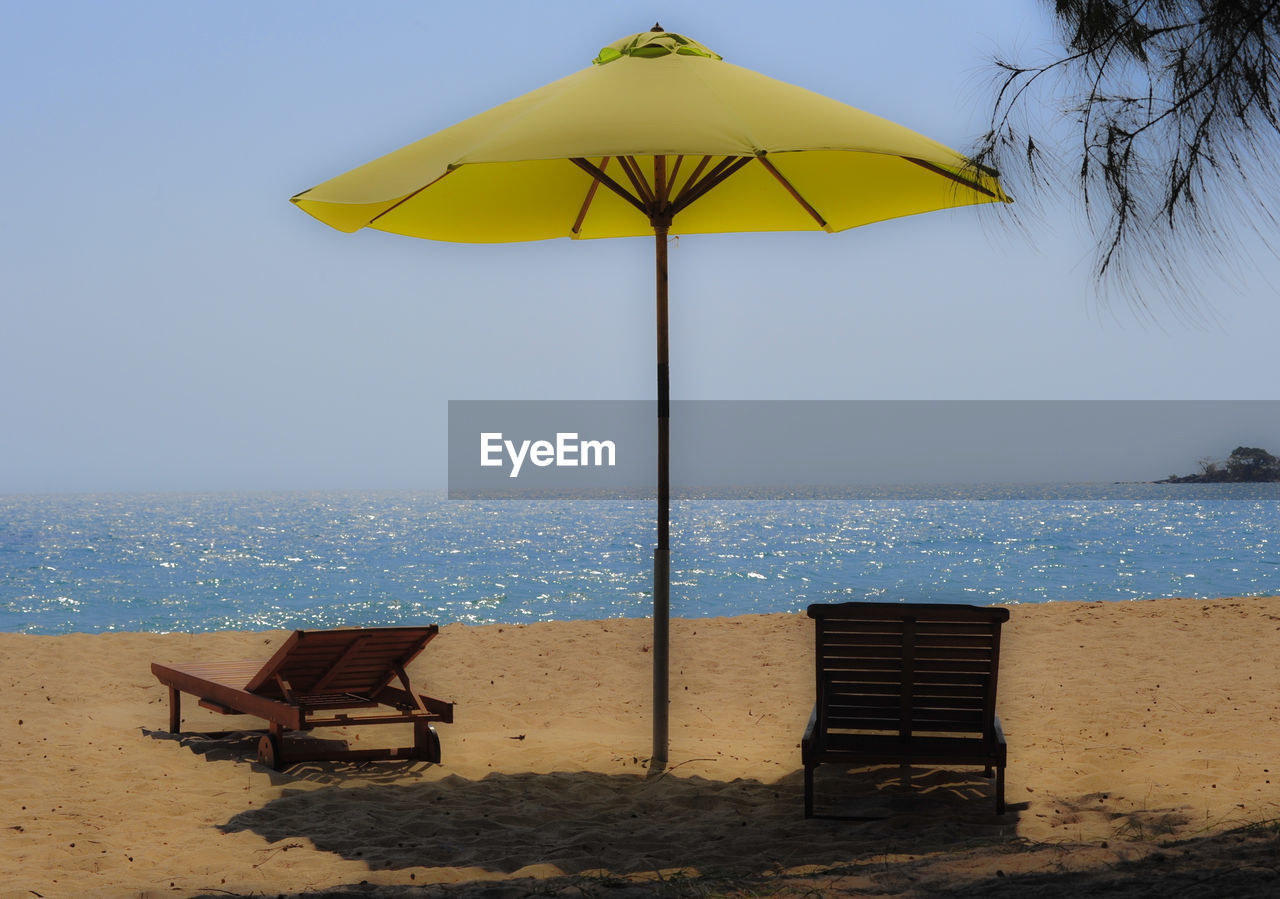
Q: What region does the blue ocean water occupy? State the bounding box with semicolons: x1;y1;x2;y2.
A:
2;489;1278;634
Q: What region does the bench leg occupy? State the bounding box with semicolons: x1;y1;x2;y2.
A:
804;764;815;818
167;687;181;734
995;764;1006;815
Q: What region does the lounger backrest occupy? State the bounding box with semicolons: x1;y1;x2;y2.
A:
808;602;1008;741
246;626;439;699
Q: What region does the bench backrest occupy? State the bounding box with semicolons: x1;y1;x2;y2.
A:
808;602;1008;742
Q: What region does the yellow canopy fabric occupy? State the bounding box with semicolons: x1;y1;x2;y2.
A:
291;31;1009;242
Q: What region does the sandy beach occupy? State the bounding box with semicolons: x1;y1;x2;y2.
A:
3;596;1280;897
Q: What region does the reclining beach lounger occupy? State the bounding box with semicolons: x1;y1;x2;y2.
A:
151;625;453;770
803;602;1009;816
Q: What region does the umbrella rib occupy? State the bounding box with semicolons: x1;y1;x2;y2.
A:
671;155;714;204
667;156;753;218
572;156;610;235
619;156;657;208
569;157;649;217
664;155;684;204
903;157;1001;200
364;168;457;228
756;156;829;230
654;155;669;216
674;155;733;204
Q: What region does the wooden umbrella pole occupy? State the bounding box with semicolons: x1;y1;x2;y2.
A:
653;210;671;768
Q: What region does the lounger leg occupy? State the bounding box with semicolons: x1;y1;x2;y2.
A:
256;722;286;771
414;720;441;764
167;687;181;734
257;734;282;770
804;764;815;818
996;764;1006;815
899;763;911;788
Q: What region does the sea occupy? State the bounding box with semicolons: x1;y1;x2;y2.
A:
3;487;1279;634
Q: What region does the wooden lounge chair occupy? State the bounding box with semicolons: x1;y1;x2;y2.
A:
802;602;1009;817
151;626;453;770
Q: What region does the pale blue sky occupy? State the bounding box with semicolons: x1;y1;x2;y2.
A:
4;1;1280;493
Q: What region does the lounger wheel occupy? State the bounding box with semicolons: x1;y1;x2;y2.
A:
257;734;282;770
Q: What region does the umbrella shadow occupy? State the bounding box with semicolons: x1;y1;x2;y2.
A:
218;766;1022;876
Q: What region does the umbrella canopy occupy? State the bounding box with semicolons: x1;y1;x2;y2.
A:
291;26;1009;766
292;30;1007;240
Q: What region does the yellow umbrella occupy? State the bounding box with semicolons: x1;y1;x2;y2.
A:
292;25;1010;766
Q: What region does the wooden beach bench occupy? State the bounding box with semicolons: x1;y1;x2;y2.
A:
803;602;1009;816
151;626;453;770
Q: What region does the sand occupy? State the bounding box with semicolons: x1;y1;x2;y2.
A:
2;597;1279;897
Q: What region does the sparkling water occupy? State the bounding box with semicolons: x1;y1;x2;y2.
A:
2;490;1278;633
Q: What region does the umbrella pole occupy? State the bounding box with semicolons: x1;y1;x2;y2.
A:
653;218;670;768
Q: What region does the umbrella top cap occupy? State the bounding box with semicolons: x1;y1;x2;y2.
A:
593;30;721;66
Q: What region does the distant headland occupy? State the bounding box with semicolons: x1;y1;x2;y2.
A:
1157;446;1280;483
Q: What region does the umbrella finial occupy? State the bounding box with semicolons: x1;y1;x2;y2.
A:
594;29;721;65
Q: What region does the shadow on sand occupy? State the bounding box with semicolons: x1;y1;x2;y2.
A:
197;814;1280;897
216;765;1019;876
157;730;1279;896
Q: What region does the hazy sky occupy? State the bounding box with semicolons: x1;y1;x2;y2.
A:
5;1;1280;494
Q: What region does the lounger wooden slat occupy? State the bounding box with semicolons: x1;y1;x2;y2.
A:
822;632;995;644
912;658;999;673
824;701;983;722
825;673;992;692
828;698;987;717
803;602;1009;817
151;625;453;770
